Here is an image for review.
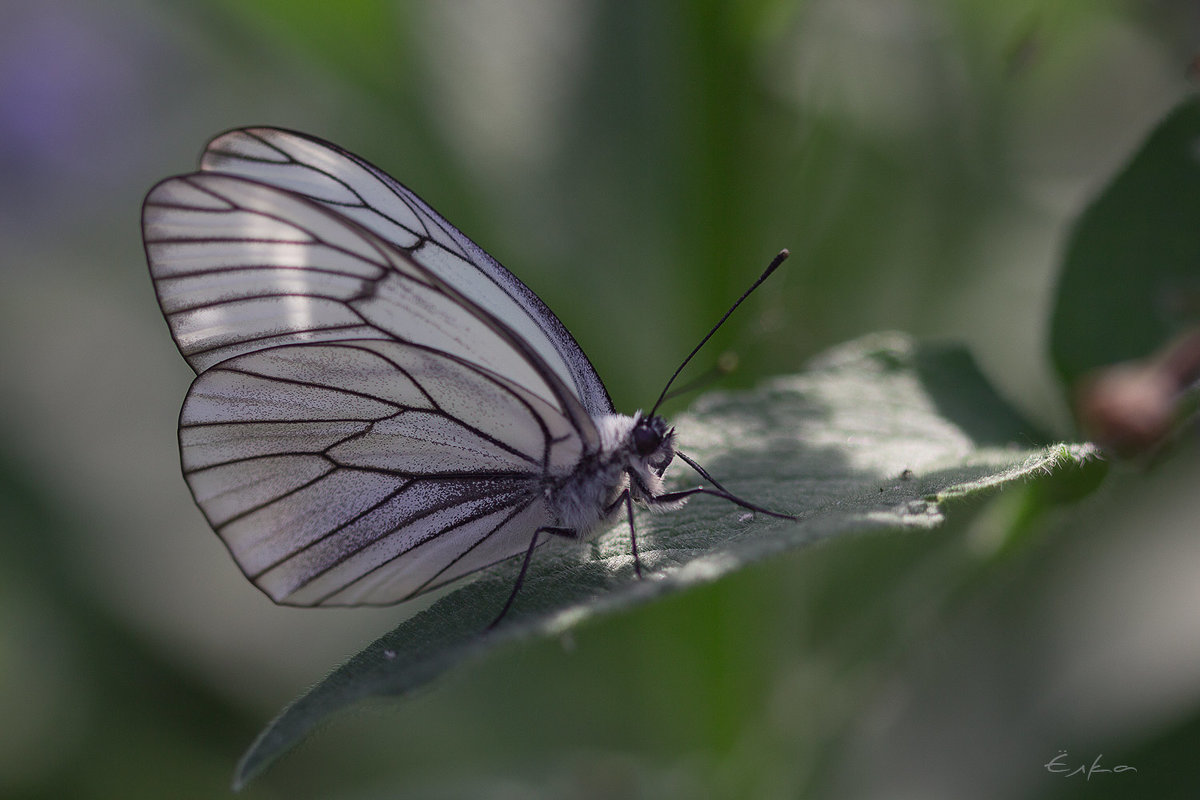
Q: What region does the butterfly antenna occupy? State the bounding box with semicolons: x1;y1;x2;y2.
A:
658;352;738;404
649;249;789;417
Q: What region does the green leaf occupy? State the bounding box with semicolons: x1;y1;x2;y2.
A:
1050;97;1200;385
234;332;1097;788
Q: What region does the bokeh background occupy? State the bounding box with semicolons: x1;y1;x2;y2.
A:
3;1;1200;797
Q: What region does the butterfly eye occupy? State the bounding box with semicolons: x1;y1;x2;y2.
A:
632;417;664;456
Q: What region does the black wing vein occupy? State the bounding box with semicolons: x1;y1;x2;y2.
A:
143;129;624;606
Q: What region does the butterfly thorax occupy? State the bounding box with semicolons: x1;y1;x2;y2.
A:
543;412;679;536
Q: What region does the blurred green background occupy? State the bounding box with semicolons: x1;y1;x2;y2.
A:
3;1;1200;797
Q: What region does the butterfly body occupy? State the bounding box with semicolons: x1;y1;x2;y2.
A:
543;411;679;536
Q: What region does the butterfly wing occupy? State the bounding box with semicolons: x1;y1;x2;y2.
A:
144;171;597;437
197;126;615;418
143;169;597;605
182;340;578;606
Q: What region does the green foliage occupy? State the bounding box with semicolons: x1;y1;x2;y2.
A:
1051;98;1200;383
235;333;1096;786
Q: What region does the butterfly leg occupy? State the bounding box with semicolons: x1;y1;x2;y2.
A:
651;486;795;520
672;452;795;520
675;450;733;494
602;488;643;579
625;490;643;579
488;525;576;630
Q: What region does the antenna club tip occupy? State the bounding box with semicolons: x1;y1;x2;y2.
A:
764;249;790;275
651;246;790;415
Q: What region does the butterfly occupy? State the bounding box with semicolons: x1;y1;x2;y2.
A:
142;128;791;626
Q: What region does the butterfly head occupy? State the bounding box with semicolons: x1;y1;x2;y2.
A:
631;413;676;477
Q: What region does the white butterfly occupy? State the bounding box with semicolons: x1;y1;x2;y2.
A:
143;128;790;624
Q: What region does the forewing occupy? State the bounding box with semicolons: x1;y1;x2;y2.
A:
181;340;583;606
198;127;615;416
143;171;596;446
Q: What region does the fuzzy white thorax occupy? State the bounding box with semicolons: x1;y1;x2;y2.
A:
545;411;682;537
